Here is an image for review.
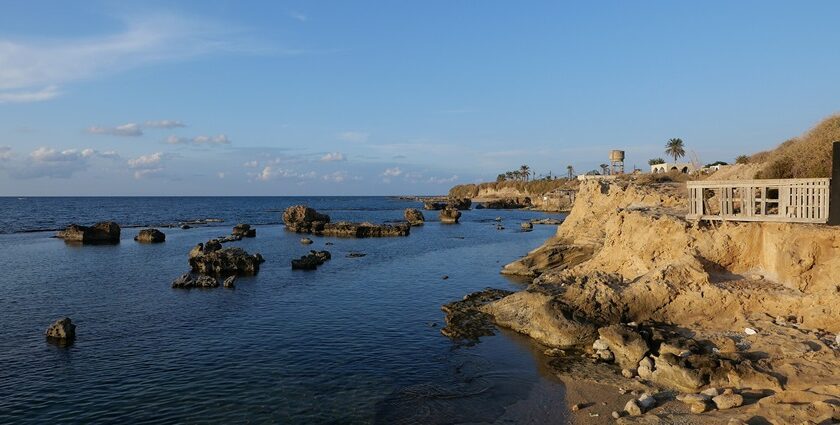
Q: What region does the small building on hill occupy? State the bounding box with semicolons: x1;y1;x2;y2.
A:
650;162;697;174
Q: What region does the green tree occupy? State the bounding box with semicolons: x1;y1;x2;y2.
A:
735;155;749;164
648;158;665;165
496;173;506;182
665;138;686;162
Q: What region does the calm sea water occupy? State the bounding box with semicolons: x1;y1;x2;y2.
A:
0;197;570;424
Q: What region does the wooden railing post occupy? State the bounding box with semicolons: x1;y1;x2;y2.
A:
829;141;840;225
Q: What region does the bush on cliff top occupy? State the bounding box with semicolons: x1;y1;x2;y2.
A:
448;179;578;198
752;114;840;179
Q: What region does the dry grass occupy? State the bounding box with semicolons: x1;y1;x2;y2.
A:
618;170;694;185
448;179;578;198
752;114;840;179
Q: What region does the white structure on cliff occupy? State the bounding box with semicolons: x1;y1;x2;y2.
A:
650;162;697;174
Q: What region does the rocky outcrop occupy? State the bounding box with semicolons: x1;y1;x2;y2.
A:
440;288;513;342
232;224;256;238
57;221;121;244
283;205;410;237
439;206;461;224
423;197;472;211
404;208;425;226
481;198;531;209
134;228;165;243
188;239;264;276
291;250;331;270
171;273;220;289
45;317;76;346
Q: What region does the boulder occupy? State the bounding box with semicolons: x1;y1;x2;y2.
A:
447;198;472;210
223;276;237;288
597;324;650;370
650;353;705;392
232;224;256;237
188;240;262;276
45;317;76;346
439;207;462;224
712;393;744;410
171;273;219;289
423;201;448;210
520;222;533;230
134;228;165;243
292;250;332;270
624;399;642;416
404;208;425;226
57;221;121;244
300;237;314;245
283;205;331;233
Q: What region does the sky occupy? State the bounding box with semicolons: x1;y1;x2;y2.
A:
1;1;840;196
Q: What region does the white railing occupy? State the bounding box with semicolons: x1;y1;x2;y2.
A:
687;178;830;223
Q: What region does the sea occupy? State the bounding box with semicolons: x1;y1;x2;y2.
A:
0;196;570;424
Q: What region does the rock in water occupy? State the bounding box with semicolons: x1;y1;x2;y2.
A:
404;208;425;226
57;221;121;244
439;206;461;224
172;273;195;288
45;317;76;346
188;240;262;276
292;250;332;270
232;224;256;237
134;228;165;243
283;205;410;237
171;273;219;289
520;222;533;230
300;238;314;245
194;275;219;288
223;276;237;288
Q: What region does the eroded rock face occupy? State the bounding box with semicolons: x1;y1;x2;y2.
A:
232;224;256;237
57;221;121;244
134;228;165;243
596;324;650;370
423;198;472;211
440;288;513;342
291;250;332;270
439;207;461;224
188;240;262;276
404;208;425;226
481;198;531;209
171;273;219;289
283;205;410;237
45;317;76;346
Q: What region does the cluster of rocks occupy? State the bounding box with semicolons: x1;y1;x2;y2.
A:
134;228;165;243
231;223;256;238
45;317;76;347
283;205;410;237
423;197;471;211
439;206;461;224
520;222;533;231
291;250;331;270
172;273;237;289
479;197;531;209
57;221;121;244
529;218;564;225
676;388;744;414
187;239;264;276
404;208;425;226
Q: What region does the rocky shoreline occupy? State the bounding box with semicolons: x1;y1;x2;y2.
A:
441;180;840;424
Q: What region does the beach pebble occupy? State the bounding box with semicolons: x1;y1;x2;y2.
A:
712;393;744;410
611;411;621;419
677;393;710;404
744;327;757;335
701;388;720;397
593;338;609;351
638;393;656;410
621;368;635;378
690;401;710;413
624;399;642;416
571;403;584;411
618;387;628;395
835;334;840;346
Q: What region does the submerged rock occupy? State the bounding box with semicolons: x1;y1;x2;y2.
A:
292;250;332;270
440;288;514;342
283;205;410;237
300;237;314;245
171;273;219;289
232;224;256;238
188;240;262;276
57;221;121;244
134;228;165;243
439;207;461;224
45;317;76;346
404;208;425;226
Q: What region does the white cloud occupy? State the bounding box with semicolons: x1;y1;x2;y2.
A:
128;152;163;168
167;134;230;145
144;120;186;129
0;85;61;104
132;168;163;179
88;123;143;137
5;146;117;178
253;166;316;182
0;146;12;160
243;160;259;168
338;131;369;142
382;167;403;177
320;152;346;162
0;15;265;102
289;11;308;22
322;171;347;183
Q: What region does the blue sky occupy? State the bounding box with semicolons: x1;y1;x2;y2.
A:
1;1;840;195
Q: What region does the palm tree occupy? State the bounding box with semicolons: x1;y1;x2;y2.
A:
566;165;574;179
505;171;514;181
665;138;686;162
519;164;531;182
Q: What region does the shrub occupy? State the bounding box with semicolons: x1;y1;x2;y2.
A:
752;114;840;179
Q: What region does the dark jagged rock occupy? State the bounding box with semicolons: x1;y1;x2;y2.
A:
282;205;410;237
520;222;533;230
447;197;472;210
57;221;121;244
188;240;262;276
291;250;332;270
404;208;425;226
232;224;256;238
223;275;237;288
134;228;165;243
347;252;366;258
481;198;532;209
45;317;76;346
440;288;513;342
439;206;461;224
171;273;220;289
423;197;471;210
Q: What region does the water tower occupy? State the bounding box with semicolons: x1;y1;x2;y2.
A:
609;150;625;175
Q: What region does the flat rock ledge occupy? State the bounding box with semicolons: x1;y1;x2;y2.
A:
57;221;121;244
282;205;410;237
291;250;331;270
